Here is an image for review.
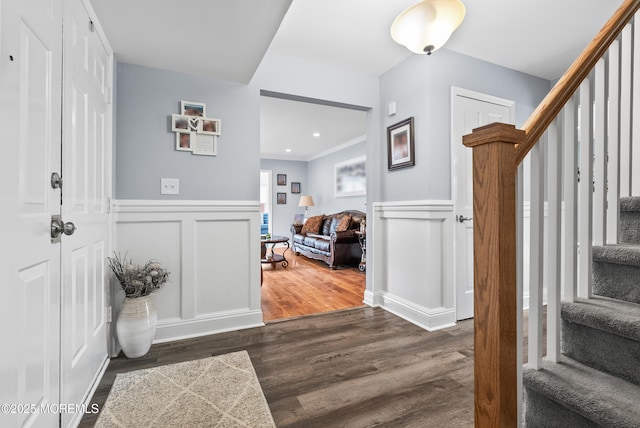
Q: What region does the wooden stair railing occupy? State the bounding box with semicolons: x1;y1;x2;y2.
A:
462;1;640;426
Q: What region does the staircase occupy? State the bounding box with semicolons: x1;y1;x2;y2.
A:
523;197;640;427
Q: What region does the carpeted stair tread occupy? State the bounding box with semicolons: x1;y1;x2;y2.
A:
620;196;640;211
524;356;640;428
561;297;640;342
593;244;640;266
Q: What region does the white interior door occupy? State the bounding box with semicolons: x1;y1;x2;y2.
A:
0;0;63;426
452;88;514;320
60;1;111;425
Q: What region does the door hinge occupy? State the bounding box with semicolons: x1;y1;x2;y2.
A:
106;306;112;323
89;20;95;32
107;197;111;213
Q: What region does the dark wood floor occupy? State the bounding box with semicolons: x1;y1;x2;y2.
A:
79;307;475;427
261;247;366;321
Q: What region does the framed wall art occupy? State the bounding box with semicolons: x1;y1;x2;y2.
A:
176;132;192;151
387;117;415;170
291;182;301;194
171;101;222;156
199;118;221;136
277;192;287;204
181;100;206;117
277;174;287;186
335;155;366;197
171;114;189;132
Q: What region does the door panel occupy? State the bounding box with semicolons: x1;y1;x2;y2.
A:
60;1;110;425
453;92;514;320
0;0;62;426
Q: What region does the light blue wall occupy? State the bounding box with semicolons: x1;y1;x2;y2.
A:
379;48;551;201
115;63;260;200
308;140;367;215
260;159;308;237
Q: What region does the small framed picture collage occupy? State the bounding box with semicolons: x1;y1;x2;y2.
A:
171;101;222;156
275;174;302;204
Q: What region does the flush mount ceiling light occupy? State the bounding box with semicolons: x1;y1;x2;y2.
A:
390;0;466;55
312;132;321;138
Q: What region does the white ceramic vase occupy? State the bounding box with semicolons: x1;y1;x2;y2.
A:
116;295;157;358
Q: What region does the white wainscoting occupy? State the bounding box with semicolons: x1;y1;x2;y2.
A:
365;201;456;331
112;200;263;344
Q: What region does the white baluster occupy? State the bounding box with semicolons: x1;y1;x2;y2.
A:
528;139;545;369
620;24;632;196
562;97;579;303
578;78;594;298
632;16;640;194
607;39;621;244
593;58;608;245
516;164;524;426
547;120;562;362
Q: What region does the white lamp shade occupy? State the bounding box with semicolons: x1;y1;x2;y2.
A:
390;0;465;55
298;195;315;207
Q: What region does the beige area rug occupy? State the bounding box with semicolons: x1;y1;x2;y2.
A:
95;351;276;428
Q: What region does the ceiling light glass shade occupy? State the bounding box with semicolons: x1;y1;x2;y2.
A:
390;0;466;55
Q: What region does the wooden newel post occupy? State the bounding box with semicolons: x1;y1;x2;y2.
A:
462;123;525;427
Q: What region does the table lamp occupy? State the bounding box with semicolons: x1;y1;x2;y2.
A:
298;195;315;219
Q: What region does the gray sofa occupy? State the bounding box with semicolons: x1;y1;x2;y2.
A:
290;210;365;269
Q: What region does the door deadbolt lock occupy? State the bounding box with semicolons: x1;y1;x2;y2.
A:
51;215;77;243
51;172;63;189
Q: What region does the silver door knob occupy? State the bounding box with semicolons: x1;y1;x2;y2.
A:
51;215;77;241
63;221;76;236
456;215;473;223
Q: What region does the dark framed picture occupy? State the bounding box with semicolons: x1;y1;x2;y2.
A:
277;192;287;204
291;182;301;194
387;117;415;170
277;174;287;186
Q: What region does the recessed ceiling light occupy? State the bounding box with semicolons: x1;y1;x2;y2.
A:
285;148;292;153
312;132;321;138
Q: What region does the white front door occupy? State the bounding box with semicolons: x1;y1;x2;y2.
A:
60;1;111;425
452;88;514;320
0;0;63;426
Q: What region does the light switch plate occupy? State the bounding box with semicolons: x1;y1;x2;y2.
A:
161;178;179;195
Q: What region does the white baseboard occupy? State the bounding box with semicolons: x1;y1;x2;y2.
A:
366;291;456;331
153;310;264;343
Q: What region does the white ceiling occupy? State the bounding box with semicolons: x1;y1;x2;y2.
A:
260;96;367;161
89;0;622;159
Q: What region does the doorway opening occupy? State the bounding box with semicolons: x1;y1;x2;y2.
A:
259;91;369;322
260;170;272;236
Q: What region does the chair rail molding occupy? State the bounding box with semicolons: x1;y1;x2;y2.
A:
367;200;456;331
111;199;263;344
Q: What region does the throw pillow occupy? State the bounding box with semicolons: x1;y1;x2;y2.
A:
335;215;351;232
301;215;324;234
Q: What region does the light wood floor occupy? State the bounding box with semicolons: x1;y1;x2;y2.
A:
261;246;366;321
79;307;475;427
